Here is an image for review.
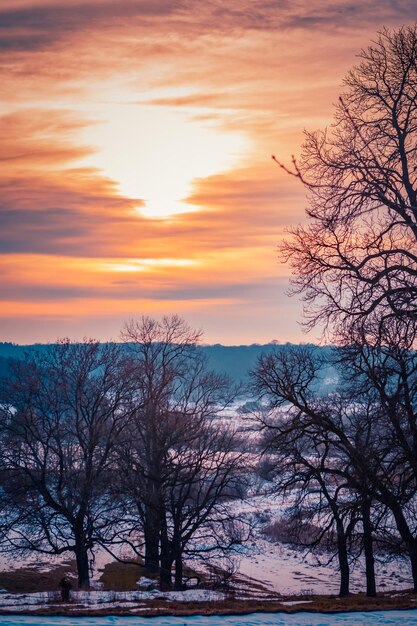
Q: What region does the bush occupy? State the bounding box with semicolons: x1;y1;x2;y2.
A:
262;517;326;547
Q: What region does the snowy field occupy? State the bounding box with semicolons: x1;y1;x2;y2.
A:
0;589;227;613
231;492;413;596
0;491;413;602
0;502;412;601
0;612;417;625
0;408;413;610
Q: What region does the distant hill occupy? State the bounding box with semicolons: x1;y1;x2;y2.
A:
0;341;337;392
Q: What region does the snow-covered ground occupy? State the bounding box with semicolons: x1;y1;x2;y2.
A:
0;409;413;604
238;534;413;595
233;493;413;596
0;589;225;613
0;611;417;625
0;490;413;601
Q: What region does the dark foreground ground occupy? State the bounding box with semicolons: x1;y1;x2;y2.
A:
0;560;416;617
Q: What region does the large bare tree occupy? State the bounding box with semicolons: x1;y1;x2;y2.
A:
0;339;132;588
118;316;245;589
252;343;417;593
252;22;417;598
278;25;417;340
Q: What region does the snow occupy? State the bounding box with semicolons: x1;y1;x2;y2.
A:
237;535;413;595
0;589;225;613
0;611;416;625
0;490;413;601
280;601;313;606
136;577;155;588
233;494;414;596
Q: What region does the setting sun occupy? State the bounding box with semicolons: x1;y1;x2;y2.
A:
82;100;249;218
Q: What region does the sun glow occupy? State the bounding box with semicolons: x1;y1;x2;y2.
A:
100;258;198;272
82;101;248;218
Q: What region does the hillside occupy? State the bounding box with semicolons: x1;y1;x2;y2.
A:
0;342;337;389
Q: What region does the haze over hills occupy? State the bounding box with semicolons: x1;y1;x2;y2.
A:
0;342;337;391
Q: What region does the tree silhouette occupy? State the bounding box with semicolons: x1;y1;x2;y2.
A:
277;25;417;342
0;340;132;588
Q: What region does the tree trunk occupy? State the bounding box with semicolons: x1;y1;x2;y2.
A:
174;554;183;590
74;533;90;589
386;496;417;593
410;544;417;594
159;508;172;590
144;507;160;572
362;499;376;597
336;520;349;597
160;556;173;590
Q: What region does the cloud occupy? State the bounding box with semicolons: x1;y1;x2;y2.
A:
0;1;178;51
0;109;147;256
0;106;300;259
179;167;305;246
0;274;305;345
0;272;285;303
1;0;415;343
1;0;415;58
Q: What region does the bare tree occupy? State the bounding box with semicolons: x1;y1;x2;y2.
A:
119;316;202;575
0;340;132;588
337;328;417;591
278;25;417;340
118;316;245;589
162;421;248;590
268;24;417;594
262;418;356;597
251;346;394;596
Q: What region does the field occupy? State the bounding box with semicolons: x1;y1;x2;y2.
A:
0;441;414;617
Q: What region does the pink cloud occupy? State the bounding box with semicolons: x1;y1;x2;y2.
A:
1;0;415;342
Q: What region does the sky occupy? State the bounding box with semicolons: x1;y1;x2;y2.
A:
1;1;417;345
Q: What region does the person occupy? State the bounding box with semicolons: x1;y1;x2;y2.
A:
59;575;72;602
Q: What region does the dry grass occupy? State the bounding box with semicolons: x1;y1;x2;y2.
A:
7;591;417;618
98;560;203;591
98;560;155;591
262;517;329;548
0;560;76;593
285;590;417;614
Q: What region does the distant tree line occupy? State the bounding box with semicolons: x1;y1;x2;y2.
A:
0;316;247;590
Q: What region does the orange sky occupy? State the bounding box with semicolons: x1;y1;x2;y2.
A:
1;1;416;345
